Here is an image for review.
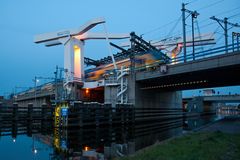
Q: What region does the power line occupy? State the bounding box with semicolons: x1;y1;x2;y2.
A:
142;2;239;38
215;6;240;17
186;0;201;5
192;6;240;27
162;16;182;42
197;0;225;11
142;2;240;48
141;17;181;36
210;16;240;52
229;12;240;19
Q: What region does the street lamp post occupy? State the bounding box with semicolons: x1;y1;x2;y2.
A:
34;76;39;107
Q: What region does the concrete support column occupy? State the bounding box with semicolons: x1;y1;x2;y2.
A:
104;86;118;108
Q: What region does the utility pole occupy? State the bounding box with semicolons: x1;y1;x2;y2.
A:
191;11;199;60
34;76;37;107
210;16;240;53
182;3;199;61
182;3;187;62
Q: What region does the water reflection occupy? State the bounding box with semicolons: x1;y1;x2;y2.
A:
183;115;218;131
0;117;182;159
0;103;222;159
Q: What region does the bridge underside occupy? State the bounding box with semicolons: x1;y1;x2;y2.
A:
137;61;240;91
136;54;240;91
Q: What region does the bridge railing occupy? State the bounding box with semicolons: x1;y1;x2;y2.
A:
172;43;240;64
134;43;240;73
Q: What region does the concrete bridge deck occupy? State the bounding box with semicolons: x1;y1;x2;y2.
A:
136;50;240;90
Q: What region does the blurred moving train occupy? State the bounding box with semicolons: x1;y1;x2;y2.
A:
85;50;167;81
85;33;215;81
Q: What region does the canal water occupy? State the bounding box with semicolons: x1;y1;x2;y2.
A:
0;110;219;160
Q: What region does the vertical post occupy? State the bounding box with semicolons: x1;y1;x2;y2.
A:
12;103;18;121
232;32;235;52
182;3;187;62
28;103;33;122
41;103;47;120
130;32;136;73
237;34;239;51
224;17;228;53
34;76;37;107
54;66;58;103
192;14;195;60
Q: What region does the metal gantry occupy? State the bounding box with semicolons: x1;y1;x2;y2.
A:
92;32;169;67
210;16;240;53
182;3;200;61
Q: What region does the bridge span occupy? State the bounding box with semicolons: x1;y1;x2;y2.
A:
136;50;240;90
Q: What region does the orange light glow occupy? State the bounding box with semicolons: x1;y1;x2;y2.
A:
84;146;90;151
74;45;81;78
171;53;176;59
86;88;89;94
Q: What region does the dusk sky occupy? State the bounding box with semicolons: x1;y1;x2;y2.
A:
0;0;240;96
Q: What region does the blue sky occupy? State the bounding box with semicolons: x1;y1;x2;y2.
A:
0;0;240;96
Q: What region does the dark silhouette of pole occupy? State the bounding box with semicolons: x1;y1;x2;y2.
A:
182;3;187;62
182;4;199;61
210;16;240;53
191;11;199;60
224;18;228;53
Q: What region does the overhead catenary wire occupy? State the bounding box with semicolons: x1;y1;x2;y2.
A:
214;6;240;17
197;0;225;11
141;17;182;37
140;1;239;51
161;15;182;44
229;12;240;19
185;0;200;5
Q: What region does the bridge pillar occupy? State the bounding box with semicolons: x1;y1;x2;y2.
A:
129;74;182;108
104;85;118;107
135;85;182;108
64;38;84;82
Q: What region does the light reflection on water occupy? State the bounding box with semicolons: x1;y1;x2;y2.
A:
0;135;52;160
0;122;182;159
0;112;218;159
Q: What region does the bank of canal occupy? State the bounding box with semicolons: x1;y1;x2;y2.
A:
119;117;240;160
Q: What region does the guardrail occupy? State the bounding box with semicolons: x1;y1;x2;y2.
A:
134;43;240;72
172;43;240;64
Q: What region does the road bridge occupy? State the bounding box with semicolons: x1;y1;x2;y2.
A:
202;95;240;103
183;95;240;113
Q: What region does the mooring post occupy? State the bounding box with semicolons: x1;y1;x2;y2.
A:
0;102;2;130
12;103;18;121
41;103;47;120
0;102;2;121
41;103;47;131
28;103;33;122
